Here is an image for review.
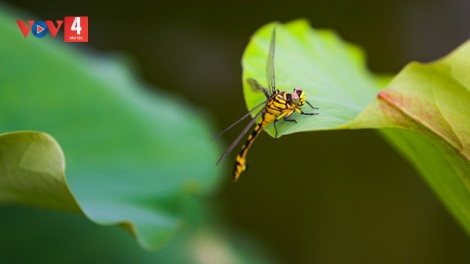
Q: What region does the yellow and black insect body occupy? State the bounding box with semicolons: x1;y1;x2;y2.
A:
215;27;318;182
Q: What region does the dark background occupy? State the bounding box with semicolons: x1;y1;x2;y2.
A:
4;0;470;263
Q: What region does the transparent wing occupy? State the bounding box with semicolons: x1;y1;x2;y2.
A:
212;100;267;140
267;27;276;95
216;108;265;165
247;78;270;99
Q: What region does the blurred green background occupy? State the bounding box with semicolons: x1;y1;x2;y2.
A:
2;0;470;263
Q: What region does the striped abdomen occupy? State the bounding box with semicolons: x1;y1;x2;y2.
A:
233;119;265;181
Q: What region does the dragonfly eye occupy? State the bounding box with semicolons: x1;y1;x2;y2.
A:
293;87;306;105
291;92;300;104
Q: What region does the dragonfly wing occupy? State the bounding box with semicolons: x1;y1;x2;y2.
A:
216;108;265;165
247;78;270;99
267;27;276;95
212;100;267;140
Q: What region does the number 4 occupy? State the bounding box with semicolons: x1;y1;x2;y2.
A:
71;17;82;35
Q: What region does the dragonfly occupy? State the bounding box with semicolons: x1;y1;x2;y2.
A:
215;27;318;182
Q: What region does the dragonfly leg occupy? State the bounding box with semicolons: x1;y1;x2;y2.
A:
302;112;318;116
284;118;297;123
306;101;319;109
274;120;279;139
284;113;297;123
295;108;318;116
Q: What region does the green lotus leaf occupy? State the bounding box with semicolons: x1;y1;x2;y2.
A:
242;19;470;234
0;131;80;212
0;7;223;250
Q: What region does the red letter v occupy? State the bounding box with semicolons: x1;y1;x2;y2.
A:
16;20;35;38
45;20;63;38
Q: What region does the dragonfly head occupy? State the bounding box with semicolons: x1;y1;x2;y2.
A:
291;87;306;106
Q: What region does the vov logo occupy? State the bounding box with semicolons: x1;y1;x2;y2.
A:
17;20;62;38
16;16;88;42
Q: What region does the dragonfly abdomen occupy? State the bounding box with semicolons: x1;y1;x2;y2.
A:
233;118;267;181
